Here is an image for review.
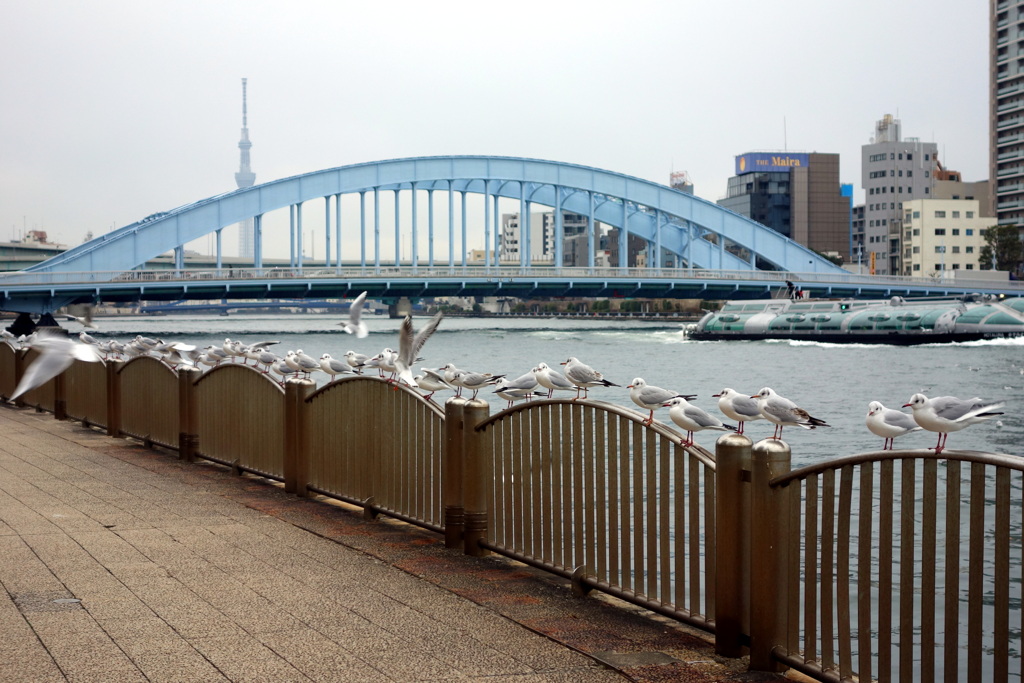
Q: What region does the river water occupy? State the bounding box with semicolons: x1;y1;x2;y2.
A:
83;312;1023;465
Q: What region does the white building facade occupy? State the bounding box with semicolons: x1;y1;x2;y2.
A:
901;199;993;276
499;212;590;264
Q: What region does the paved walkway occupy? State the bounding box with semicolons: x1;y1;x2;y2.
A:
0;404;778;682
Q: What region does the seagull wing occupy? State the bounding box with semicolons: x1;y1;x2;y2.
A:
346;291;369;338
11;334;99;400
409;311;443;362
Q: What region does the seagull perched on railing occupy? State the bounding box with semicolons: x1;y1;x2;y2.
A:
10;331;103;401
560;357;619;401
319;353;351;380
903;393;1004;454
338;291;369;338
414;368;452;401
752;387;830;440
712;388;765;435
628;377;696;426
866;401;921;450
343;350;369;374
663;396;736;447
532;362;575;398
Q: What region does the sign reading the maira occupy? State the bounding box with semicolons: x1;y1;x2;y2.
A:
735;152;809;175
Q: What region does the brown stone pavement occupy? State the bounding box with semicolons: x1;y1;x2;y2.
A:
0;403;789;682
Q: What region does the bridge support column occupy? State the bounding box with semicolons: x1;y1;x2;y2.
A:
387;297;412;319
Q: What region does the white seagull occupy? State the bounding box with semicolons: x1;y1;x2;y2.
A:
414;368;451;401
752;387;830;439
11;331;103;401
319;353;351;380
339;291;369;338
866;401;921;450
903;393;1005;454
712;388;765;435
532;363;575;398
628;377;695;426
560;357;619;401
663;396;736;447
395;312;444;387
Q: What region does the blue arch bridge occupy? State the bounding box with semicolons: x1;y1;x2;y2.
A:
2;156;1022;319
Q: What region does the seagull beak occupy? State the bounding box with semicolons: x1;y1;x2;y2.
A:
559;361;567;365
627;384;635;388
750;394;759;399
711;393;721;397
902;403;912;408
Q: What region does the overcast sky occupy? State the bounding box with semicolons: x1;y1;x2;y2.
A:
0;1;988;259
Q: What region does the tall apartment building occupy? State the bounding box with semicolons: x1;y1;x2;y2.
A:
718;151;850;263
859;115;938;275
991;0;1024;225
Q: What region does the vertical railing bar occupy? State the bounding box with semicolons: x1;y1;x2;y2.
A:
584;407;596;578
786;474;801;655
608;415;621;589
704;462;716;621
837;465;853;678
595;409;608;584
821;469;836;672
658;436;670;606
994;467;1011;683
857;462;875;683
804;474;819;666
561;404;574;571
943;459;961;683
674;442;686;613
645;428;657;599
631;421;643;595
539;405;553;565
503;413;515;551
921;458;938;683
899;459;917;682
572;403;584;571
518;410;532;557
618;417;631;592
688;453;700;616
878;459;894;679
967;462;985;682
550;406;564;566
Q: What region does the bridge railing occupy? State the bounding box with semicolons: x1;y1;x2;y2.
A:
1;265;1022;295
1;349;1020;681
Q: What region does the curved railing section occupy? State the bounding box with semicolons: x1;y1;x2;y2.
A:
473;398;717;633
304;376;446;532
64;358;108;428
0;343;17;399
117;356;180;450
768;448;1024;683
193;364;285;479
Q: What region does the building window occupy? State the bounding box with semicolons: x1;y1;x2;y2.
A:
952;264;960;270
966;263;974;269
899;170;903;177
913;228;920;235
891;153;895;160
952;211;960;218
935;264;942;270
935;246;945;253
935;228;946;235
908;170;913;177
935;211;946;218
952;246;961;253
890;170;895;177
907;153;913;160
925;187;929;194
952;229;960;235
914;264;921;271
913;246;920;253
966;246;974;253
913;211;920;218
967;212;974;219
925;171;930;177
925;154;930;161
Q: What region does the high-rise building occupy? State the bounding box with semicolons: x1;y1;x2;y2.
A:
859;115;938;275
499;211;589;264
235;78;256;258
901;199;993;276
718;151;850;264
991;0;1024;225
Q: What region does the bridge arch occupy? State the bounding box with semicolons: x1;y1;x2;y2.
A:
28;156;846;277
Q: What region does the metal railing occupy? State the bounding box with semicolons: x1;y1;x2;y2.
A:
1;349;1020;681
1;264;1022;295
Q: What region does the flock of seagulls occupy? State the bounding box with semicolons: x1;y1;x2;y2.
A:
2;292;1009;455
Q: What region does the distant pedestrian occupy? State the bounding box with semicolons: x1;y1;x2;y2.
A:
796;288;803;300
785;280;795;300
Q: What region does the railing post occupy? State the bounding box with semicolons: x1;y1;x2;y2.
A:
462;398;490;557
715;432;753;658
106;360;122;437
748;438;792;673
283;379;315;496
443;397;467;549
53;366;67;420
177;367;201;462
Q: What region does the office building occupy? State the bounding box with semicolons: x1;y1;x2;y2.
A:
860;114;939;275
499;211;589;264
718;151;850;264
991;0;1024;225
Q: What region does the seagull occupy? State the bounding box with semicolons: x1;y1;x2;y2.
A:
78;330;99;346
494;381;542;408
532;362;576;398
752;387;830;439
663;396;737;447
65;306;98;330
414;368;452;401
628;378;696;426
343;350;369;374
339;291;369;338
903;393;1005;454
10;331;103;401
451;369;505;400
395;312;444;387
319;353;351;380
866;401;921;450
712;388;765;435
560;357;619;401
